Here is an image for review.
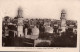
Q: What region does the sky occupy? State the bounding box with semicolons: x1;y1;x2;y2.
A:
0;0;80;20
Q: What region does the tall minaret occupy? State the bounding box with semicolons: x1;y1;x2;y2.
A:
60;9;66;32
17;7;24;37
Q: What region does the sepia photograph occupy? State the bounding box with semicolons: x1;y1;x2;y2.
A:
0;0;80;52
2;8;77;47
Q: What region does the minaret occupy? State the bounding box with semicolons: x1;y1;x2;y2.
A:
17;7;24;37
60;9;66;32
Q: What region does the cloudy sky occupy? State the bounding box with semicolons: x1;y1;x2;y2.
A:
0;0;80;20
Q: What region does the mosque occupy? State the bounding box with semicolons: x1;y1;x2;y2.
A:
3;7;77;38
2;7;77;47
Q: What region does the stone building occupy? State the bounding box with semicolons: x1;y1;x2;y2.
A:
60;9;66;32
2;8;77;38
17;7;24;37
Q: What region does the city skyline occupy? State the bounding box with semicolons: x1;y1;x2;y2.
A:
2;8;77;47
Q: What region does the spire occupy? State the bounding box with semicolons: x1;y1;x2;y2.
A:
17;7;23;18
60;9;66;20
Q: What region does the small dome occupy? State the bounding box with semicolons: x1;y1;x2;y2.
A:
61;9;66;13
18;7;23;13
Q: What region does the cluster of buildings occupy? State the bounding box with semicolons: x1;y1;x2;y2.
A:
2;7;77;40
